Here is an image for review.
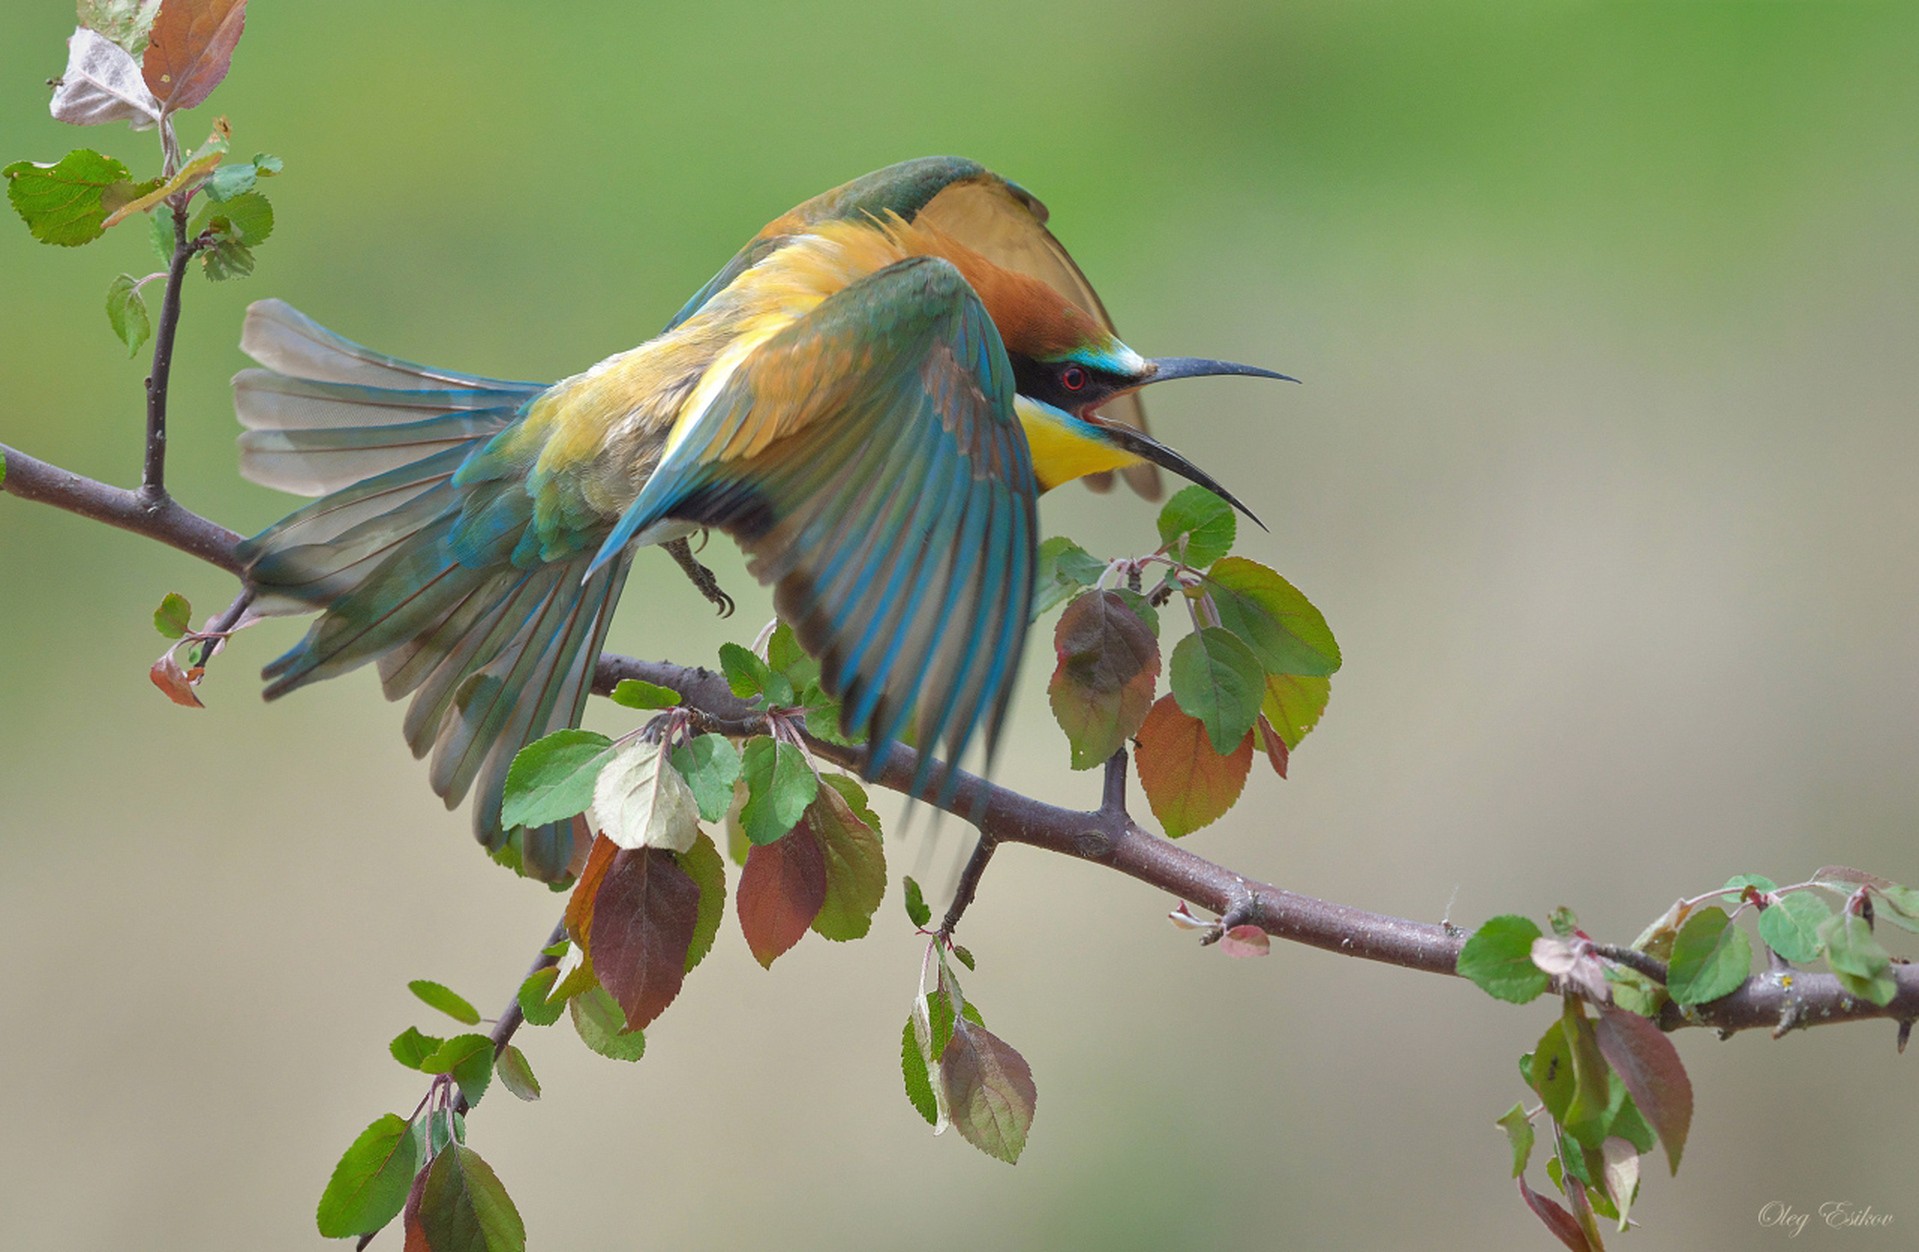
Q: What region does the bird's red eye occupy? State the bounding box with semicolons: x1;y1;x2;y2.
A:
1060;365;1088;392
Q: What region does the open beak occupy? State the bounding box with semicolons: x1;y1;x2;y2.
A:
1090;356;1296;529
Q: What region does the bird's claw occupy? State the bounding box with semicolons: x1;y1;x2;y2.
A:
665;535;735;617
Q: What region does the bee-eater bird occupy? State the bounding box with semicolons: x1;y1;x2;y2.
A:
234;156;1292;880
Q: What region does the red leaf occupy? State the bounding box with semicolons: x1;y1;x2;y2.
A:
1594;1004;1694;1175
148;653;203;707
1219;925;1270;957
401;1164;429;1252
1133;693;1253;837
590;847;701;1031
1047;590;1160;768
1254;714;1289;778
938;1019;1038;1164
1517;1175;1595;1252
142;0;247;111
564;833;618;945
737;826;827;968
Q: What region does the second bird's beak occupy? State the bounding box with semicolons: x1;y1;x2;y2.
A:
1092;355;1299;529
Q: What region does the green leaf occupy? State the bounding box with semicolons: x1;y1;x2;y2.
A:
678;831;727;973
80;0;164;58
570;985;647;1061
1047;590;1162;769
807;779;887;941
199;236;253;280
766;621;819;689
1665;907;1752;1005
192;191;273;279
417;1143;526;1252
496;1044;540;1102
719;642;792;705
515;968;565;1027
422;1033;494;1108
610;677;680;709
1559;1002;1612;1149
1259;672;1330;750
738;736;817;845
501;729;613;829
408;979;482;1026
4;150;147;246
1757;891;1832;964
1548;907;1579;938
952;944;976;971
204;154;279;203
1603;964;1666;1018
1157;485;1236;568
1456;914;1551;1003
1873;883;1919;935
106;273;153;357
1529;1019;1574;1124
1032;536;1106;617
1820;912;1896;1006
1495;1103;1535;1178
903;875;932;928
151;591;191;639
1202;557;1342;678
315;1113;420;1238
939;1020;1037;1164
902;1014;939;1125
1168;627;1264;754
146;207;173;263
389;1026;444;1070
670;734;742;823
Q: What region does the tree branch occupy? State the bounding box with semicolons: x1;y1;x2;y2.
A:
6;449;1918;1042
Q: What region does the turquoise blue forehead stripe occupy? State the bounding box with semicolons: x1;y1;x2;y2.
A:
1050;340;1149;376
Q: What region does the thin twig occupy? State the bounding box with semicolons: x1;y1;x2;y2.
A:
938;835;998;938
140;206;197;502
356;917;569;1251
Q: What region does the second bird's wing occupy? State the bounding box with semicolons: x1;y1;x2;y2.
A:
602;255;1039;793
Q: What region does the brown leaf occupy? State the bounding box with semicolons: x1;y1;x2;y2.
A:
148;652;203;707
938;1019;1037;1164
1253;713;1289;778
1133;693;1253;837
563;833;618;946
737;826;827;968
1047;590;1160;768
142;0;246;111
1594;1004;1694;1175
590;847;701;1031
1517;1175;1595;1252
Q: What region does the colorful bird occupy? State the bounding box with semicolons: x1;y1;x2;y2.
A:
234;156;1292;880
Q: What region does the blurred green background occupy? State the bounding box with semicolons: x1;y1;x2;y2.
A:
4;1;1917;1247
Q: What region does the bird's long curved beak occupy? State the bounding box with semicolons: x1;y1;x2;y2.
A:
1088;420;1267;530
1091;355;1295;529
1142;356;1300;386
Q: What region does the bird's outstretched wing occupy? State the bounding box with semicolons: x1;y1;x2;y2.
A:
668;157;1158;498
610;255;1039;792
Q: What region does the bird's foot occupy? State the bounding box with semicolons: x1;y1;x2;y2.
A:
666;534;735;617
